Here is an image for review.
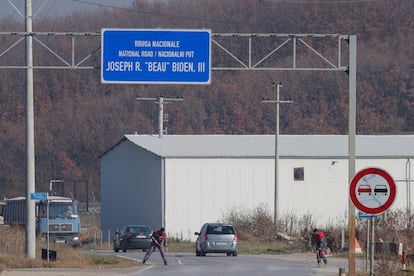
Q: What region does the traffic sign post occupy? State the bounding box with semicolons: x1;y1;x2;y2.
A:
101;29;211;84
30;192;52;261
350;167;396;276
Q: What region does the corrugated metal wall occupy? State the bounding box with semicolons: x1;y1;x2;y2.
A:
165;158;274;241
100;140;163;240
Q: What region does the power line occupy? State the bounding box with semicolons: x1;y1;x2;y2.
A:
70;0;133;12
269;0;381;3
70;0;236;26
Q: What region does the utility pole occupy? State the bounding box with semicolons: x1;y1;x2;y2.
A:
262;82;293;229
25;0;36;259
137;96;183;137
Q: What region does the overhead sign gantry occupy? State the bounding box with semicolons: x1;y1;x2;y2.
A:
0;27;356;274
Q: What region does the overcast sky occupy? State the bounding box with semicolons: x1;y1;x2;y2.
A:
0;0;136;19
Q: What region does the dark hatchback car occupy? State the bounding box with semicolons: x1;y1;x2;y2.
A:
195;223;238;256
113;225;152;252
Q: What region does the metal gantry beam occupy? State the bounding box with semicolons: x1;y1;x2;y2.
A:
0;32;350;72
211;33;349;71
0;31;100;69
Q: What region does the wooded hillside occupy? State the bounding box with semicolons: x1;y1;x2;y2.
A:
0;0;413;200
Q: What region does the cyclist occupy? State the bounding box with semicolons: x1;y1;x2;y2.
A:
313;228;328;266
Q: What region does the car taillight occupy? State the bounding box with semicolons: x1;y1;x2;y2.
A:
233;234;237;241
126;233;132;239
204;234;208;240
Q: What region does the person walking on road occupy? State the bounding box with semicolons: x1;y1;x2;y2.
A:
313;228;328;266
143;227;168;265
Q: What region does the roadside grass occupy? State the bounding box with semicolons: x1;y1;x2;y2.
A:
0;226;140;272
239;240;295;255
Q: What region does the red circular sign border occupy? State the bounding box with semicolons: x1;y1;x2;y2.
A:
350;167;396;215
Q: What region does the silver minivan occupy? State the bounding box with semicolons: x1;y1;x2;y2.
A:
194;223;238;256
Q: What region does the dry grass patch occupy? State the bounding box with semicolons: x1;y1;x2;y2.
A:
0;226;139;272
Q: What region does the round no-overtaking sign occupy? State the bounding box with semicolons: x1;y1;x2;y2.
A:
350;167;396;215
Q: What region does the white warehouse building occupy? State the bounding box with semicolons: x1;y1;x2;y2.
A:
100;134;414;241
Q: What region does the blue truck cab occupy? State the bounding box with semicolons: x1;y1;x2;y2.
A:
3;196;82;246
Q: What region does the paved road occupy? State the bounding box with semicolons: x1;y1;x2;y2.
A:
2;252;364;276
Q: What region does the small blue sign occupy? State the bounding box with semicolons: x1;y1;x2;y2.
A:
101;29;211;84
357;211;378;219
30;192;48;200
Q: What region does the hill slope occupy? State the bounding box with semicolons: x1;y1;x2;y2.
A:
0;0;412;199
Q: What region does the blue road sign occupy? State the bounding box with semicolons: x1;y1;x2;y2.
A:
357;211;378;219
30;192;48;200
101;29;211;84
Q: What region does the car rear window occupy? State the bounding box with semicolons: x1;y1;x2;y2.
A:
127;226;150;233
206;225;235;234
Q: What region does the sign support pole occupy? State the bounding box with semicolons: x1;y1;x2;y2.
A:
47;198;50;262
25;0;36;259
351;167;396;276
370;216;375;276
348;34;357;276
366;219;369;271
